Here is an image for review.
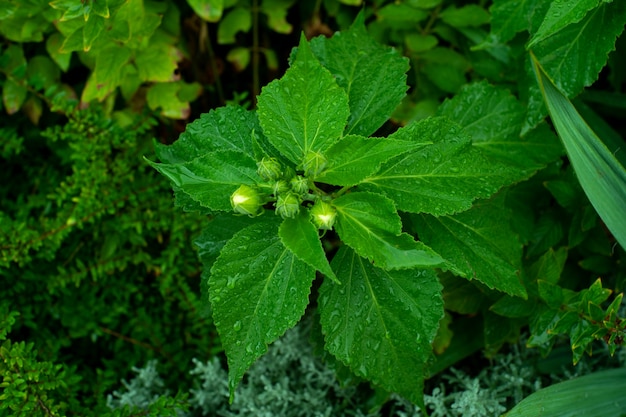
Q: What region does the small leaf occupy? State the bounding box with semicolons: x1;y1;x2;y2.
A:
188;0;223;22
278;211;338;283
257;33;349;164
318;246;444;408
147;82;201;120
333;192;444;270
2;79;27;114
310;13;409;137
440;5;490;28
217;7;251;44
81;44;132;102
82;13;105;51
209;219;315;399
146;150;261;212
261;0;296;34
316;135;426;187
135;35;181;82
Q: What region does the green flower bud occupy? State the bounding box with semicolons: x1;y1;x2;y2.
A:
310;200;336;230
257;157;283;181
302;150;327;177
290;175;309;195
276;192;301;219
230;185;264;216
272;180;290;196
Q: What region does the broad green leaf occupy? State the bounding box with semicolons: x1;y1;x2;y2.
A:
2;78;27;115
489;0;548;44
359;117;528;216
135;33;180;82
278;211;337;283
146;150;261;212
333;192;444;270
46;33;72;72
146;81;201;120
209;219;315;399
318;246;444;407
504;368;626;417
376;3;429;25
439;5;490;28
154;105;260;164
187;0;223;22
195;213;256;268
82;13;105;51
81;44;132;102
528;0;600;48
533;55;626;251
525;1;626;130
437;81;562;169
257;34;349;165
409;196;527;298
309;13;409;137
217;7;251;44
316;136;426;186
26;56;60;91
421;48;470;94
49;0;86;21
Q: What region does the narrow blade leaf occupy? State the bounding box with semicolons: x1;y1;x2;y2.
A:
318;246;444;408
532;54;626;251
209;219;316;399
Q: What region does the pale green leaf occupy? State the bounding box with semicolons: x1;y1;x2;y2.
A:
209;219;315;399
82;44;132;102
257;34;349;164
146;82;201;120
532;55;626;251
409;195;527;298
318;246;444;407
188;0;223;22
278;211;337;282
154;105;260;164
260;0;296;34
440;5;490;28
82;13;105;51
525;1;626;130
359;117;528;215
316;135;426;186
528;0;600;48
146;150;261;212
504;368;626;417
309;13;409;137
217;7;251;44
333;192;444;270
135;33;181;82
437;81;562;169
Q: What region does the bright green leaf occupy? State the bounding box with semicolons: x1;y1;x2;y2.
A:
195;213;257;269
278;211;337;283
309;13;409;137
532;54;626;251
376;3;429;25
409;195;527;298
489;0;548;44
257;34;349;165
82;44;132;102
360;117;529;215
82;13;105;51
316;136;426;187
333;192;444;270
146;82;201;120
405;33;438;53
528;0;600;48
318;246;444;408
146;151;261;212
261;0;296;34
209;219;315;399
188;0;223;22
135;33;181;82
217;7;251;44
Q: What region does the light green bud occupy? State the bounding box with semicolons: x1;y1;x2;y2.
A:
272;180;290;195
310;200;336;230
257;157;283;181
276;192;301;219
230;185;264;216
290;175;309;195
302;150;327;177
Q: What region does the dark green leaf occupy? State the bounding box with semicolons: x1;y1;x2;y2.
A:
278;211;337;282
257;34;349;165
333;192;444;270
528;0;600;48
310;13;409;137
318;246;443;407
209;219;315;399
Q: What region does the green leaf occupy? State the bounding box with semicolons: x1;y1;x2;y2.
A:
217;7;251;44
260;0;295;34
154;105;260;164
532;55;626;251
525;1;626;130
309;13;409;137
409;195;527;298
146;82;201;120
188;0;223;22
278;211;338;283
257;34;350;165
81;44;132;102
437;81;562;169
195;213;257;268
82;13;105;51
376;3;429;25
333;192;444;270
316;136;426;187
504;368;626;417
26;56;60;91
528;0;600;48
318;246;444;407
360;117;528;215
146;150;261;212
420;48;470;94
489;0;548;44
46;33;72;72
209;219;315;399
439;5;490;28
135;33;181;82
2;78;27;115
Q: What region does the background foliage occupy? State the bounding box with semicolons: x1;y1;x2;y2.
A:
1;0;625;416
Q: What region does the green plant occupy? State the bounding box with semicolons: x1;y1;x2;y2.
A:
147;11;603;407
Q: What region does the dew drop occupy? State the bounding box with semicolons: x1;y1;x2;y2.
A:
233;321;242;331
